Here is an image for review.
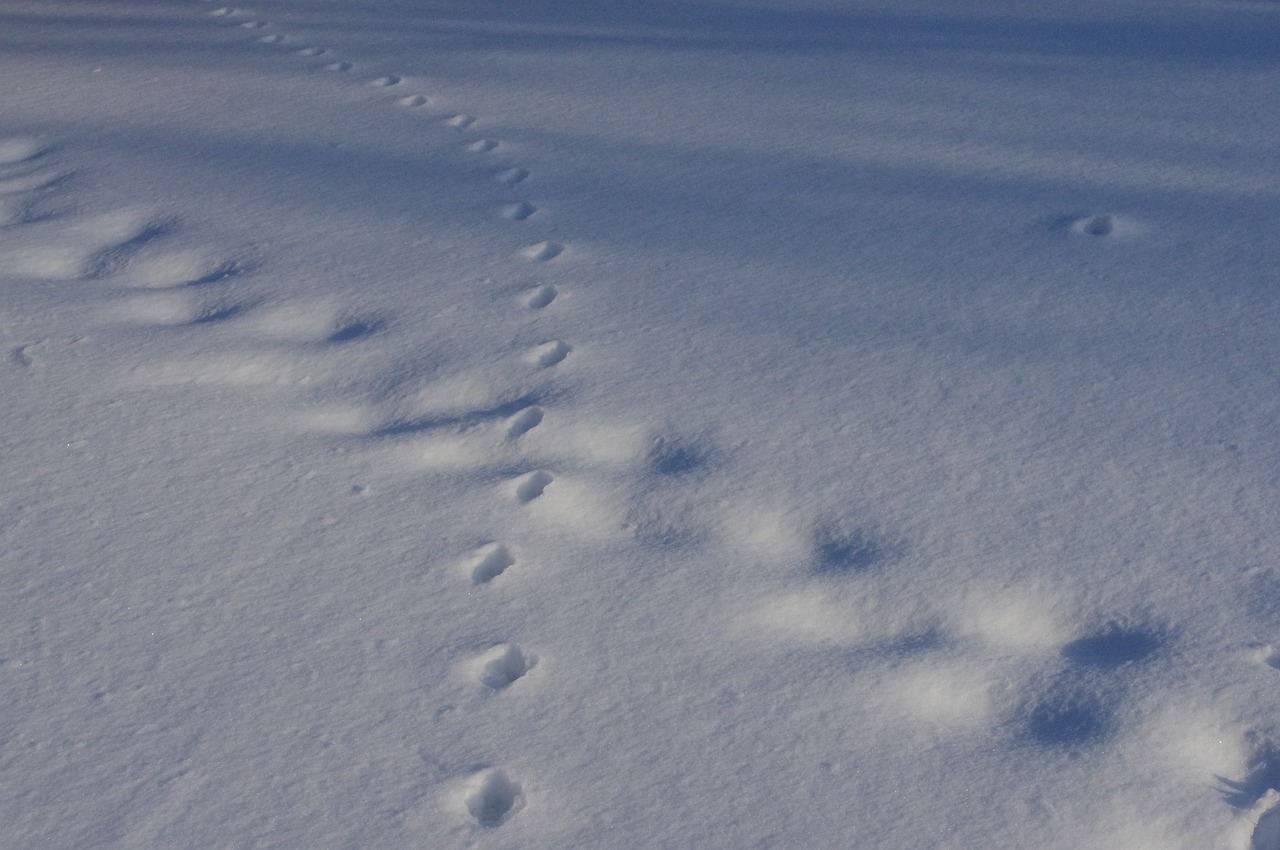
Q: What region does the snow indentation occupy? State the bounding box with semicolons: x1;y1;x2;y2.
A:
526;284;556;309
521;241;563;262
514;470;554;502
475;643;536;689
464;769;523;827
469;543;515;585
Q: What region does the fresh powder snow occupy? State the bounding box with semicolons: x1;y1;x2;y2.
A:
2;0;1280;848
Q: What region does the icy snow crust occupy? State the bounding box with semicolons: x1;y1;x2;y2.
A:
1;0;1280;847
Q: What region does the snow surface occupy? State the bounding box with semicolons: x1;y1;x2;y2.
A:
2;0;1280;847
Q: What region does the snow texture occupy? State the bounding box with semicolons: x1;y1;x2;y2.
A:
2;0;1280;847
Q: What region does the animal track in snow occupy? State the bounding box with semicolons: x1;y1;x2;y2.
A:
3;209;158;280
207;7;235;16
514;470;554;502
109;291;252;327
474;644;536;689
397;94;429;108
295;46;326;57
1058;212;1146;238
811;525;894;575
526;284;556;309
467;139;498;153
501;201;537;221
469;543;515;584
257;34;284;44
527;340;571;368
245;302;384;345
0;137;45;165
496;168;528;187
1074;213;1114;236
370;74;401;87
1060;621;1164;669
116;249;247;289
238;20;267;29
464;769;523;827
325;62;352;73
646;434;712;476
443;115;475;130
10;341;43;369
506;406;544;439
1019;685;1114;748
521;241;563;262
0;167;64;196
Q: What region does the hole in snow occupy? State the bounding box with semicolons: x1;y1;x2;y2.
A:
470;544;515;585
465;769;523;827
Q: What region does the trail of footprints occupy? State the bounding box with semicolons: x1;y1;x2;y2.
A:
9;0;1236;840
198;0;580;830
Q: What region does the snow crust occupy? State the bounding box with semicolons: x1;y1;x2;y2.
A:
2;0;1280;847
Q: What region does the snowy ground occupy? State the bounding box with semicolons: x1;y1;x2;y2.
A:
3;0;1280;847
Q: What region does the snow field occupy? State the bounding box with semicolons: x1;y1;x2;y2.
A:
1;0;1280;847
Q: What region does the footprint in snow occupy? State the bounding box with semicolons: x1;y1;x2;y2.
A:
474;644;536;689
397;94;429;108
0;137;46;165
238;20;267;29
257;34;284;44
527;340;571;368
506;406;544;439
3;210;162;280
325;62;352;73
244;302;385;345
1060;620;1165;669
207;7;235;17
514;470;553;503
502;201;537;221
295;46;326;57
521;241;563;262
464;768;523;827
115;250;248;289
443;115;475;130
1074;213;1115;236
468;139;499;154
1055;211;1146;238
469;543;515;584
108;291;253;327
496;168;529;187
525;284;556;309
1255;645;1280;671
370;75;402;87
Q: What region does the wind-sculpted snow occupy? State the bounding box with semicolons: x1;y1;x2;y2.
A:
0;0;1279;847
